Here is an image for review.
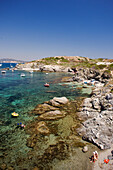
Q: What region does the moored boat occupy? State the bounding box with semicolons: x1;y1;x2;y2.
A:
29;70;33;73
20;73;25;77
44;83;50;87
1;70;6;74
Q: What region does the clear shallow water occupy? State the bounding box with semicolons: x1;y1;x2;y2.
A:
0;68;93;169
0;70;84;122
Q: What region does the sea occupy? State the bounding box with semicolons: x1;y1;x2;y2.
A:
0;63;93;169
0;63;86;122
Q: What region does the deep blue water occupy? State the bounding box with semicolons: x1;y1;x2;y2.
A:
0;68;84;122
0;62;17;69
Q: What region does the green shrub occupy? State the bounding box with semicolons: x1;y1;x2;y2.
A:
98;58;104;61
60;58;68;62
108;64;113;70
104;69;110;73
96;64;106;69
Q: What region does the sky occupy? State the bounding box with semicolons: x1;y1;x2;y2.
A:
0;0;113;61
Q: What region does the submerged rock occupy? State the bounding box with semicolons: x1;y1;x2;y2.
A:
36;121;50;135
32;103;57;115
39;110;66;120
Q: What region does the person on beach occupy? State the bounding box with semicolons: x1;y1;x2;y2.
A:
94;151;98;160
90;155;95;163
90;151;98;163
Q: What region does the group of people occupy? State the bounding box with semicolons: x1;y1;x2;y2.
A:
90;151;98;163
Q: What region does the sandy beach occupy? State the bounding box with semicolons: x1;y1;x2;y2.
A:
92;145;113;170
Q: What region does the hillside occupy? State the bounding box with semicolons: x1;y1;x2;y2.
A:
16;56;113;72
0;58;26;63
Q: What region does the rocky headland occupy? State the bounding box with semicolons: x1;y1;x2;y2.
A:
15;56;89;72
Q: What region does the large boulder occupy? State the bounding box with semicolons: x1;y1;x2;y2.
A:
39;110;66;120
32;103;57;115
82;146;88;153
49;97;69;106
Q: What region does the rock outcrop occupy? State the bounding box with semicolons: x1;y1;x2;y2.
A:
16;63;73;72
39;110;66;120
77;82;113;150
40;65;72;72
33;103;57;115
73;68;111;83
33;97;68;120
32;97;69;116
49;97;69;106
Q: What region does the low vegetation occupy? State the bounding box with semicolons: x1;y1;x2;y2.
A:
28;56;113;71
108;64;113;71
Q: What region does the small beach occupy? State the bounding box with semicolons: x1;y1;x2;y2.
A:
92;145;113;170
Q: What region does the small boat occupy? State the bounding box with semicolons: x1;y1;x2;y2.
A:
29;70;33;73
1;70;6;74
20;73;25;77
46;73;48;74
0;64;2;67
44;83;50;87
11;112;19;117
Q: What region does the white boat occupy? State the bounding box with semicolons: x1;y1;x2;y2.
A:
29;70;33;73
1;70;6;74
0;64;2;67
20;73;25;77
10;64;13;68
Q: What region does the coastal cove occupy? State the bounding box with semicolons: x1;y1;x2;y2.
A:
0;64;113;169
0;69;94;170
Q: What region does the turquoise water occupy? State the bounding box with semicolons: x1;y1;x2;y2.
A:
0;70;83;123
0;69;92;169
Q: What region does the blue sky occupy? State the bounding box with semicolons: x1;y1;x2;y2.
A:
0;0;113;61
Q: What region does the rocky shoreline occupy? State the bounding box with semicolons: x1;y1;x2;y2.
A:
71;68;113;150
